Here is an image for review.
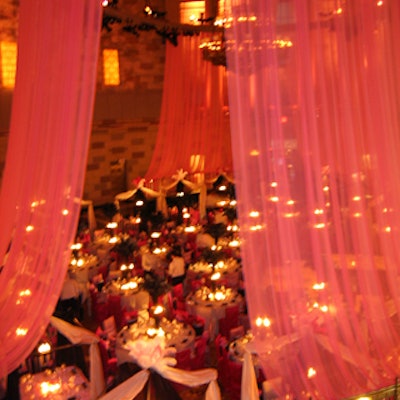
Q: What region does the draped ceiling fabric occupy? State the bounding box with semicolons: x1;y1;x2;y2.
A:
0;0;102;377
225;0;400;398
144;35;232;183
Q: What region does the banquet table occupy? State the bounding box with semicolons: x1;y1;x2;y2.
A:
68;255;99;307
69;255;99;284
186;286;244;338
115;316;196;366
19;365;90;400
102;277;150;312
187;258;242;289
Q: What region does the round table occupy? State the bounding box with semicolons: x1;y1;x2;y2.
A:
102;277;150;312
115;317;196;365
19;366;90;400
185;286;244;338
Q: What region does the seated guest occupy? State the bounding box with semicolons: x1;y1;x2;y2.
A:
196;228;215;249
167;247;186;286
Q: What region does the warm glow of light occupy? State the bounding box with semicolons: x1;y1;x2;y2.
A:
320;305;328;313
38;342;51;354
151;232;161;239
384;226;391;233
352;195;361;201
307;367;317;378
211;271;221;281
335;7;343;14
25;225;34;232
180;1;204;25
270;181;278;188
71;243;83;250
313;223;326;229
103;49;120;86
249;210;260;218
107;222;118;229
41;382;61;395
1;41;17;88
269;196;279;202
312;282;325;290
16;328;28;336
250;149;260;156
314;208;324;215
283;212;299;218
230;200;237;206
352;212;362;218
77;259;84;267
376;0;383;6
61;209;69;216
19;289;32;297
214;291;225;301
121;281;138;290
108;236;118;244
286;199;295;205
184;226;196;232
154;305;164;315
255;316;271;327
250;224;263;231
323;185;329;192
136;200;144;206
229;239;240;247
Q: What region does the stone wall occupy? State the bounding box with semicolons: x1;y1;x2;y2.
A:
0;0;169;205
84;118;159;204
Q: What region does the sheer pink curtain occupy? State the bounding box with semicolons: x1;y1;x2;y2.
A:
226;0;400;398
145;35;232;181
0;0;102;376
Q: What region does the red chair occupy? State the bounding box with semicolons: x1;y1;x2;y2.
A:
218;304;240;338
107;295;123;330
98;339;118;390
172;283;186;311
192;336;207;370
121;308;138;327
214;334;229;384
91;290;110;325
220;358;243;400
175;348;192;371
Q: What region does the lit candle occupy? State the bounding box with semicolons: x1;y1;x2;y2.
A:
40;381;61;396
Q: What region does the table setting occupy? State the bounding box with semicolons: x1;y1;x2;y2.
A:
99;306;220;400
185;285;244;338
101;276;149;312
19;365;91;400
115;308;196;366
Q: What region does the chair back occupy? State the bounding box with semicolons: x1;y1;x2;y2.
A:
175;348;192;371
102;316;117;338
192;336;207;370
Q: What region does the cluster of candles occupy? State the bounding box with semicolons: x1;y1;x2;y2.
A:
40;381;61;396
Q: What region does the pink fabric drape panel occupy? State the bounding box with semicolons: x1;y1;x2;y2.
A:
0;0;101;376
226;0;400;398
145;35;232;181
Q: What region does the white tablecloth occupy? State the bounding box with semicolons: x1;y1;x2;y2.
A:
19;366;90;400
115;318;196;365
186;287;244;338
